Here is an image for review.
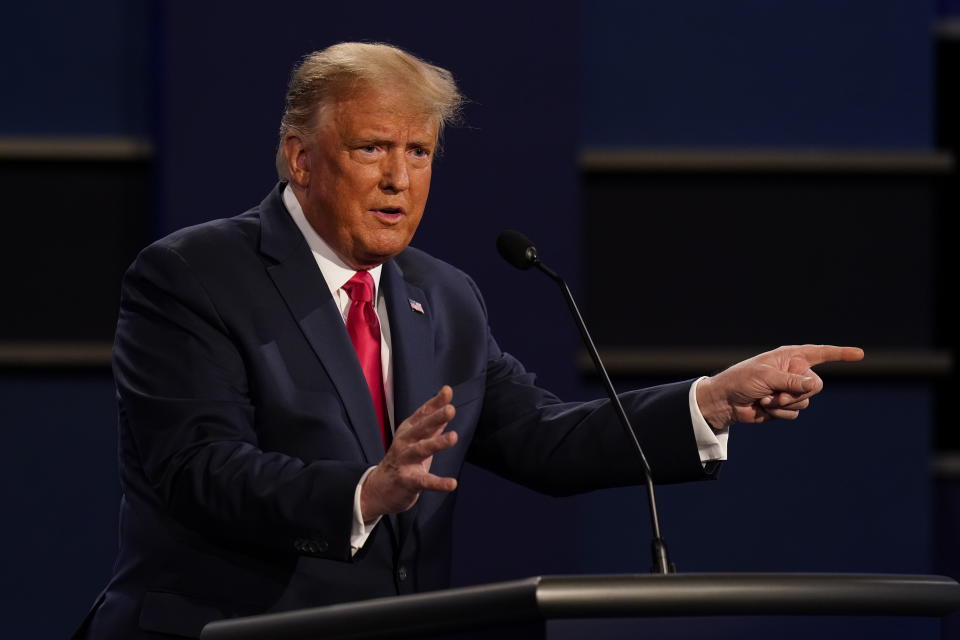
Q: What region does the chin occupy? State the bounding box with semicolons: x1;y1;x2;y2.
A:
366;233;413;258
352;246;403;268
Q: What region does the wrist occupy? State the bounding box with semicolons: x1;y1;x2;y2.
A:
359;467;384;523
696;376;734;431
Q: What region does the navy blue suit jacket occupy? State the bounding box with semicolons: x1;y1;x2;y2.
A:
80;184;712;638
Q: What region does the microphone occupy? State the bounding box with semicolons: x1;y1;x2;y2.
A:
496;229;675;574
496;230;539;270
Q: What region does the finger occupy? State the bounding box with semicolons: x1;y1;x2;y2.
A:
760;393;806;408
403;429;458;461
778;398;810;411
417;385;453;415
771;391;795;406
795;345;865;367
767;395;810;410
403;404;455;439
765;392;798;408
402;387;455;432
764;407;801;421
416;473;458;493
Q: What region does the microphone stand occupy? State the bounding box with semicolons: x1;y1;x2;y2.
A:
530;257;675;574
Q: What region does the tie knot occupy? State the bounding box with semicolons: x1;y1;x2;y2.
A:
343;270;374;304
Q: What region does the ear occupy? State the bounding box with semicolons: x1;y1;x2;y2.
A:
283;134;311;186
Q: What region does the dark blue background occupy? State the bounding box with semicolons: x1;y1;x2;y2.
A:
0;1;945;637
583;1;934;148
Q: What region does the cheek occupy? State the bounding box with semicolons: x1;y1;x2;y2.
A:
411;171;432;203
403;211;425;238
334;166;380;199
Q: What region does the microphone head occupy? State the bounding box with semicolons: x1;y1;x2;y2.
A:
496;230;539;270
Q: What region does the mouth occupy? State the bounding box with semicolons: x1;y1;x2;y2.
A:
369;207;406;223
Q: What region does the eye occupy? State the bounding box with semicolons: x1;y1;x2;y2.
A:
410;147;431;159
351;145;382;162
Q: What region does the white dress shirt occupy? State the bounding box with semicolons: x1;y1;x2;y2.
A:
282;185;728;553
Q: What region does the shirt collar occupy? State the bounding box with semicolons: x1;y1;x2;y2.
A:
282;183;382;300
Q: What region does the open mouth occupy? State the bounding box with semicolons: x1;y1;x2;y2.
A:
370;207;405;222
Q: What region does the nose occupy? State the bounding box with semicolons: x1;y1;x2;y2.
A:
379;149;410;194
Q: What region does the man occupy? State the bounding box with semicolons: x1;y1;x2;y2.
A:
76;42;863;639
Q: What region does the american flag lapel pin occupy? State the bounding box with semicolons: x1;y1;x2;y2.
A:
408;298;425;314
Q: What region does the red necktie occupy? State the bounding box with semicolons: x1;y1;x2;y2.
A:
342;271;390;450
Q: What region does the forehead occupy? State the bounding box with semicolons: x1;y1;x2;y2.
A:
320;88;440;141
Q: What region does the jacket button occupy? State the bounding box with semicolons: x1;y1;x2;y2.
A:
397;566;408;581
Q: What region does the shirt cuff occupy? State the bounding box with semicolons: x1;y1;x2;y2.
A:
689;376;729;464
350;466;382;556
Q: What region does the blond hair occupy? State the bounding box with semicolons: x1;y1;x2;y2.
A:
275;42;464;178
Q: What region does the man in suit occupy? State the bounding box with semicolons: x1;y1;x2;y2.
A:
78;42;863;638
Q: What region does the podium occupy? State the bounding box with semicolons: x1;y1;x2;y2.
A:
200;573;960;639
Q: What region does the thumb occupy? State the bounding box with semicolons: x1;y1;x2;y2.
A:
764;368;814;396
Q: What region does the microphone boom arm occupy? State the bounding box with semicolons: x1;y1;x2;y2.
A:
531;258;675;574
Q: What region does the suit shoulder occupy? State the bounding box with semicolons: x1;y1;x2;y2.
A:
147;208;260;261
122;205;265;304
394;246;476;290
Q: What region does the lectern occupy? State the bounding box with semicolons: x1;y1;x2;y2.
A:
201;573;960;639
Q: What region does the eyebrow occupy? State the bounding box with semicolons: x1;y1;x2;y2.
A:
345;136;436;149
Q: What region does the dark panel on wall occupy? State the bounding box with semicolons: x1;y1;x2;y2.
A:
584;171;936;350
938;36;960;151
932;27;960;451
0;159;150;341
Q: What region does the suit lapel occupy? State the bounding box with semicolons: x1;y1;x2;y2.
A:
381;259;437;547
381;260;437;427
259;185;385;466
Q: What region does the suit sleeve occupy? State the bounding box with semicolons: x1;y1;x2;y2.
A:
114;243;365;560
460;279;716;496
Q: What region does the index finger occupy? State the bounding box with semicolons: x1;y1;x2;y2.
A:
417;385;454;415
796;344;865;366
